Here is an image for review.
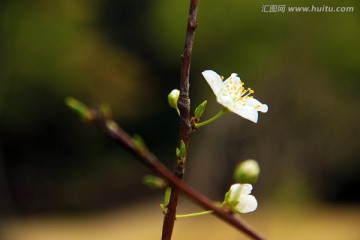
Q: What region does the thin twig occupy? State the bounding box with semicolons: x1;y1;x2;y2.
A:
90;108;266;240
161;1;199;239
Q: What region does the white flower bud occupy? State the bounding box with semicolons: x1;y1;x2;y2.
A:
234;159;260;184
168;89;180;115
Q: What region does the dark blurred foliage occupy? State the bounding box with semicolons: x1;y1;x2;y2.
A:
0;0;359;216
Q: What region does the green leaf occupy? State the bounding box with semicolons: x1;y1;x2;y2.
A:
194;100;207;118
179;140;186;158
163;187;171;209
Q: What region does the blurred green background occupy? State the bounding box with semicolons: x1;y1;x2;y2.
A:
0;0;360;239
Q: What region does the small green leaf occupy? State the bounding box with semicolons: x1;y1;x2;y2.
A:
143;175;167;189
161;187;172;213
224;189;231;202
228;200;240;209
194;100;207;118
179;140;186;158
176;147;180;157
160;203;166;212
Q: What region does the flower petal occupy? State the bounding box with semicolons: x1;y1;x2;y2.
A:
259;104;268;113
239;183;253;195
202;70;224;95
231;106;259;123
217;95;234;109
236;194;258;213
245;98;268;113
229;184;242;200
245;98;261;107
223;73;241;85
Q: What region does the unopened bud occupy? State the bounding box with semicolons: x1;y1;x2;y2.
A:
132;134;147;153
143;175;167;189
65;97;93;121
160;187;171;213
168;89;180;115
176;140;186;159
234;159;260;184
100;102;112;119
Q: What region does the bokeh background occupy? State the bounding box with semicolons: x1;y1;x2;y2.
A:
1;0;359;239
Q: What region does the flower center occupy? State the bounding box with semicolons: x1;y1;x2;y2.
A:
221;75;262;110
226;81;254;104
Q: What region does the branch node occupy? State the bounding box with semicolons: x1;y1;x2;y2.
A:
190;20;198;29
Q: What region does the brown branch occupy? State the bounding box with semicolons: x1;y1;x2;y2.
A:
161;1;199;239
89;108;266;240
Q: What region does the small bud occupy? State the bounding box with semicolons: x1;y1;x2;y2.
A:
143;175;167;189
194;100;207;119
178;140;186;158
234;159;260;184
223;183;257;214
132;134;147;153
176;147;181;157
65;97;93;120
168;89;180;115
100;102;112;119
160;187;172;213
106;120;120;132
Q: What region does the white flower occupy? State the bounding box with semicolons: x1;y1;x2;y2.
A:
226;183;257;214
202;70;268;123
